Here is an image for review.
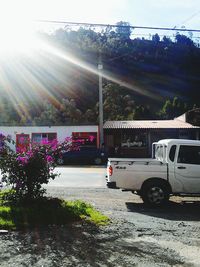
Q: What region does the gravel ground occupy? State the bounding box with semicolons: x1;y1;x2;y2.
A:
1;187;200;267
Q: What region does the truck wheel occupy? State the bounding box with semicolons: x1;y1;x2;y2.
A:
141;181;169;207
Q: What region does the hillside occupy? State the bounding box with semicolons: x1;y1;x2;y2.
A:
0;25;199;125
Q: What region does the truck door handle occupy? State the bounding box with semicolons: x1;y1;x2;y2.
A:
177;166;186;169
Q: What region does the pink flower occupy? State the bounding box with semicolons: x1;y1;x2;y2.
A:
26;151;33;158
0;133;5;139
17;147;27;153
46;155;53;163
41;139;49;145
50;139;58;150
89;135;95;142
65;137;71;142
16;156;28;165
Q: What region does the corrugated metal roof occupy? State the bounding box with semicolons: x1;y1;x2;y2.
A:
103;119;200;129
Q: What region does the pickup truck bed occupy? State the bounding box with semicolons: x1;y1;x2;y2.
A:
107;158;168;191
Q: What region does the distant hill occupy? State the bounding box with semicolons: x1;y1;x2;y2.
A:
0;25;199;125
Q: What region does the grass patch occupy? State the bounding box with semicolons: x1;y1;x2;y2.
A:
66;200;110;226
0;190;109;230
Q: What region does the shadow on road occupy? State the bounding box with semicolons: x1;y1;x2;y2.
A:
1;223;104;266
125;200;200;221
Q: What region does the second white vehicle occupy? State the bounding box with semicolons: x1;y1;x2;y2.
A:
106;139;200;206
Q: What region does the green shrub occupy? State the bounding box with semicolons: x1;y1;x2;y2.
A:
0;134;78;201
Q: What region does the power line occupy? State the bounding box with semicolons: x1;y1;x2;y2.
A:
35;20;200;33
174;10;200;29
180;10;200;26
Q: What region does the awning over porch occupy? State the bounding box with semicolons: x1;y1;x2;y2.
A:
104;119;200;129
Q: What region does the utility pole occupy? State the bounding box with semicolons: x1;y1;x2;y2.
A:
98;53;104;148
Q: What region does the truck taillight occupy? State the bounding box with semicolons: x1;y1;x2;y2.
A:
108;166;113;176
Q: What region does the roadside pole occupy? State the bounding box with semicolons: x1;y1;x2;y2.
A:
98;55;104;148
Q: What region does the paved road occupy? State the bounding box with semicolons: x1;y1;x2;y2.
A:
45;168;200;266
45;187;200;267
46;166;107;188
0;166;107;189
1;166;200;266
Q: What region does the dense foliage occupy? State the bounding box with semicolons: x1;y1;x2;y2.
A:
0;23;199;125
0;134;77;200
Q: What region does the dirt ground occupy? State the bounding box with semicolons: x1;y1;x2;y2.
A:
1;187;200;267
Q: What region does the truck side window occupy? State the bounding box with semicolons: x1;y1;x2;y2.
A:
169;145;176;162
178;145;200;164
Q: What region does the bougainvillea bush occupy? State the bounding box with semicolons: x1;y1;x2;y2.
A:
0;135;78;201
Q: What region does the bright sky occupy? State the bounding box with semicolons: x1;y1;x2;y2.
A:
0;0;197;42
0;0;199;29
0;0;199;51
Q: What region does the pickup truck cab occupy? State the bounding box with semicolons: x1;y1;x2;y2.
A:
106;139;200;206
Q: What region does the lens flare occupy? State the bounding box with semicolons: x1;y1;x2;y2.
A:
0;0;159;122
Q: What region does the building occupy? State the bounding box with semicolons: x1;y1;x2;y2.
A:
2;112;200;156
104;118;200;158
176;108;200;127
0;125;99;151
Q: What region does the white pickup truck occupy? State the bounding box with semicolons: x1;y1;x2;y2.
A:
106;139;200;206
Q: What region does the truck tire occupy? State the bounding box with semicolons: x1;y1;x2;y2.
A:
141;181;169;207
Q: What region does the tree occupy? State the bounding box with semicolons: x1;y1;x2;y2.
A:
34;102;59;125
133;105;153;120
116;21;132;39
84;108;98;123
59;98;83;124
152;34;160;43
158;97;189;119
103;83;136;120
162;36;172;44
175;33;194;46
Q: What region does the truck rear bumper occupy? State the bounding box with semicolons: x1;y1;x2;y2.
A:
106;181;118;189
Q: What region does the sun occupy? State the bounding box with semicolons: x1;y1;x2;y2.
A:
0;0;39;56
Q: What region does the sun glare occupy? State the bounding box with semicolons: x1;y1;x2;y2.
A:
0;1;39;56
0;0;159;117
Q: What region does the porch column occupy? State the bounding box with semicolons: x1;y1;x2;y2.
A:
147;130;151;157
196;130;200;140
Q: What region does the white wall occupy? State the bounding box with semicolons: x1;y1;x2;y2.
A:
0;125;98;151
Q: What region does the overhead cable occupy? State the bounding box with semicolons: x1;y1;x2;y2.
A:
35;20;200;33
